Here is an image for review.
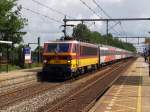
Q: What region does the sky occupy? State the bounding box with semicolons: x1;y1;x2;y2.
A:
17;0;150;51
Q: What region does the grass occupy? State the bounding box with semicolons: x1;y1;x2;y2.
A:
24;63;42;68
0;64;21;72
0;63;42;73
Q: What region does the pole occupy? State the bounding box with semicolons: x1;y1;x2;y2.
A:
38;37;40;63
106;20;109;36
63;16;67;39
7;43;8;72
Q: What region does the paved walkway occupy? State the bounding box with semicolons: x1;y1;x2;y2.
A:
0;67;41;81
89;58;150;112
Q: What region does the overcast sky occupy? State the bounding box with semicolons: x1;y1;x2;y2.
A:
18;0;150;51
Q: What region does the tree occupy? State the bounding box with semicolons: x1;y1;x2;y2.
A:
0;0;27;43
0;0;27;67
72;24;136;52
32;46;43;63
72;24;91;41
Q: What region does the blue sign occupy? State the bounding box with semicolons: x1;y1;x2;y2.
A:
24;47;31;63
24;47;30;54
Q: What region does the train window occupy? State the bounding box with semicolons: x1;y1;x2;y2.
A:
105;50;108;56
72;44;76;53
108;50;111;55
101;50;108;56
47;43;70;52
100;50;105;56
105;50;108;55
80;46;97;56
100;50;104;56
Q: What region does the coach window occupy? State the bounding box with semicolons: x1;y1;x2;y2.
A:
102;50;106;56
81;46;97;56
72;44;76;53
100;50;104;56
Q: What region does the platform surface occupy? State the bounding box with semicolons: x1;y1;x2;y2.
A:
89;58;150;112
0;67;41;81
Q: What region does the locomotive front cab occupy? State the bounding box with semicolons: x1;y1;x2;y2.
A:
42;41;77;78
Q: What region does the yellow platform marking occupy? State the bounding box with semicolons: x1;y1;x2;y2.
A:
137;64;142;112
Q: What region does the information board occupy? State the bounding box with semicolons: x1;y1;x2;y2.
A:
24;47;31;64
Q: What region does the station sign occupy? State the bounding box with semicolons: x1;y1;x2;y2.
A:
23;47;31;64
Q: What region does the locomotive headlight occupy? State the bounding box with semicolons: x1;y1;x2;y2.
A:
43;60;47;64
67;56;72;64
67;60;71;65
67;60;71;63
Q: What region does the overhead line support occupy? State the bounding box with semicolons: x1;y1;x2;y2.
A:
64;17;150;36
64;18;150;22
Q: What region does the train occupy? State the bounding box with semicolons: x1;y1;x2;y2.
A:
42;40;133;79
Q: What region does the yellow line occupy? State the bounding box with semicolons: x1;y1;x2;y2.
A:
137;63;142;112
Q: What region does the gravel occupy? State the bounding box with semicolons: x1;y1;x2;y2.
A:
0;69;107;112
0;76;37;94
1;83;77;112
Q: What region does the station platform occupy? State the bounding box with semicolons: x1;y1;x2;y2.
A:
89;57;150;112
0;67;41;81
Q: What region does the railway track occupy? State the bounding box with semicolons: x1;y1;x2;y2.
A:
0;58;135;111
0;79;37;94
0;74;38;94
0;82;61;109
37;58;135;112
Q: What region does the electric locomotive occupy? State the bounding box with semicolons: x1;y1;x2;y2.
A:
42;40;99;79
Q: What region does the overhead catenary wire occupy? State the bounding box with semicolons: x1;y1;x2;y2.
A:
31;0;73;19
22;6;63;24
79;0;121;36
108;21;120;31
92;0;111;19
87;22;96;28
93;0;127;36
79;0;102;19
119;22;127;36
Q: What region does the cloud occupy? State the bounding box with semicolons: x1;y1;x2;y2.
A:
100;0;123;3
17;0;150;51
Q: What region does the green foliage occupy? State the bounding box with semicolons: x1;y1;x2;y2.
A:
0;64;21;72
72;24;136;52
72;24;91;41
24;63;42;69
34;46;43;53
0;0;27;68
0;0;27;43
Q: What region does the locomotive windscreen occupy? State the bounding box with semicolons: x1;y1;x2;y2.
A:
46;43;70;53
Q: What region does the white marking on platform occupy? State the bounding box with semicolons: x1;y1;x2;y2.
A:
106;107;112;110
